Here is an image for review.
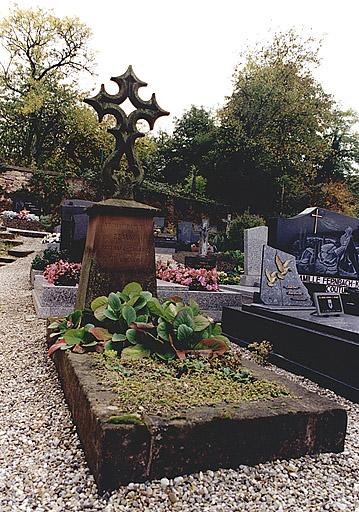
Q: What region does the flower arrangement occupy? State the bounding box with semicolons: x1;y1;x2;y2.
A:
218;271;241;285
1;209;39;222
44;260;81;286
156;260;220;291
42;233;61;244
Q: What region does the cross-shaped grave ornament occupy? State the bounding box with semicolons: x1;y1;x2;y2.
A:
84;66;169;199
311;207;323;234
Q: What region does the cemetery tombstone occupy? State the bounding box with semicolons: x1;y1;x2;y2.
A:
241;225;268;287
60;199;94;262
183;218;217;269
76;66;168;308
259;245;313;307
269;207;359;294
154;217;178;250
153;217;165;231
177;221;200;250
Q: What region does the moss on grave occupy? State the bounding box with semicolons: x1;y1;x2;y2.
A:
92;351;290;417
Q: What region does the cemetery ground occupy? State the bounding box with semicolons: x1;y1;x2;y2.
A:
0;242;358;511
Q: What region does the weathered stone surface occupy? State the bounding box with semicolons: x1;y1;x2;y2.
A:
219;284;258;305
8;227;50;238
30;268;43;287
1;239;23;245
0;256;16;263
8;248;34;257
0;232;16;240
49;343;347;491
76;199;158;309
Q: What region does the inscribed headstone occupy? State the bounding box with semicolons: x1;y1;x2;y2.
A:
260;245;312;307
268;207;359;293
60;199;94;261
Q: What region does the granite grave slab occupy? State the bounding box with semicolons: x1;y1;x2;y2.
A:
222;303;359;402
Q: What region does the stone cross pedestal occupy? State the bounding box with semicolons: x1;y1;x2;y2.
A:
240;225;268;287
76;199;158;309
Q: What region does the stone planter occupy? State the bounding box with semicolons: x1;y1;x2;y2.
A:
49;347;347;492
30;268;43;287
32;275;77;318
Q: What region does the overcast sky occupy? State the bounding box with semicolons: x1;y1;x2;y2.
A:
1;0;359;133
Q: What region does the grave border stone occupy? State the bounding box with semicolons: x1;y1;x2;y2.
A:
48;342;347;491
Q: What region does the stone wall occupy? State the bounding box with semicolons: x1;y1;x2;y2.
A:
0;167;230;229
0;167;33;195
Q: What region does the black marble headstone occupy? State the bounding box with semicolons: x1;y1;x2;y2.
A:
269;207;359;292
177;221;200;249
60;199;94;262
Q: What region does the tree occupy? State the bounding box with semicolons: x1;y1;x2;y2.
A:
213;30;346;216
148;106;218;194
0;6;95;167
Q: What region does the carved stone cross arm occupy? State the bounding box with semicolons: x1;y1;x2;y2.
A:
84;66;169;199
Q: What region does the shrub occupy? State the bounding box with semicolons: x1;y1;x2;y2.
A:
247;340;273;365
40;213;61;232
218;271;241;285
227;211;266;251
211;211;265;252
31;248;68;270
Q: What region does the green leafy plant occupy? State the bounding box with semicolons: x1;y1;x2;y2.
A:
48;309;112;355
247;340;273;365
31;248;68;270
48;281;230;361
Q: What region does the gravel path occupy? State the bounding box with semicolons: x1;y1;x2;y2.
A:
0;240;358;511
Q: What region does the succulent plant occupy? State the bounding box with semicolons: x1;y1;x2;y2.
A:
48;282;230;361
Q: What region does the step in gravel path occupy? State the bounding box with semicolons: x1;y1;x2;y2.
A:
0;238;358;511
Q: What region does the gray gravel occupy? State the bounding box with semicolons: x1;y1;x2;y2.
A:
0;238;358;511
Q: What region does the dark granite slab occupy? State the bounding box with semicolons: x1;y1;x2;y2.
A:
222;304;359;402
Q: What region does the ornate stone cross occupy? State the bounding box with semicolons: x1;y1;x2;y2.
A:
84;66;169;199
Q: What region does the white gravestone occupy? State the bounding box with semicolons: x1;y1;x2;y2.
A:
241;225;268;287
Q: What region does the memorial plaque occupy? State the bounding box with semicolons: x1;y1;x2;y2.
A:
94;216;154;270
313;292;343;316
269;207;359;293
184;255;217;270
